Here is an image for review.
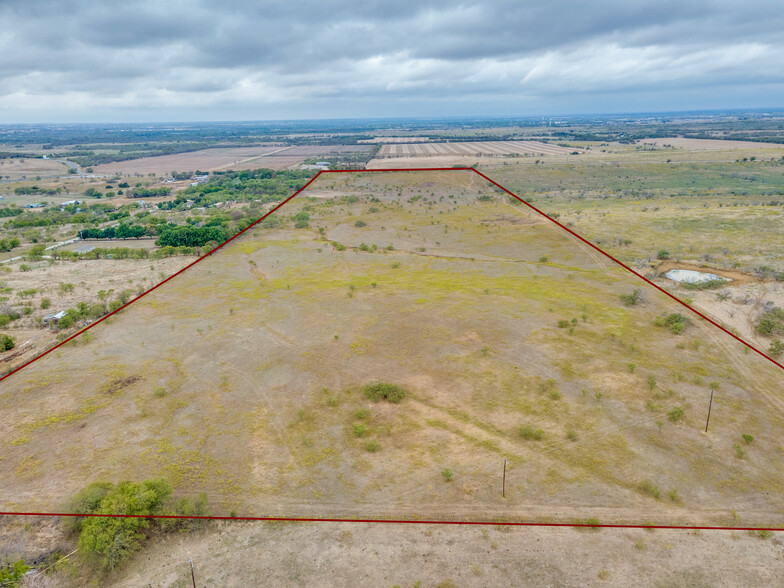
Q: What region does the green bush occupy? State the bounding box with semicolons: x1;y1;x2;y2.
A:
441;468;454;482
638;479;661;499
0;560;29;587
354;220;367;227
680;279;726;290
352;422;368;437
620;288;642;306
363;440;381;452
66;478;210;571
557;319;569;328
657;250;670;260
364;382;406;403
768;340;784;357
668;406;684;422
756;308;784;336
354;408;370;420
654;313;687;334
520;425;544;440
0;334;14;351
742;434;754;444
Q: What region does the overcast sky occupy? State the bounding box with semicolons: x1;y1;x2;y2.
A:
1;0;783;123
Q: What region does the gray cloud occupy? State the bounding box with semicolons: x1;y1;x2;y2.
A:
0;0;782;121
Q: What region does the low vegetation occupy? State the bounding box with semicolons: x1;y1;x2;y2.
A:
364;382;407;403
66;478;209;571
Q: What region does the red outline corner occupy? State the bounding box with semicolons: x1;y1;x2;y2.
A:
1;167;783;532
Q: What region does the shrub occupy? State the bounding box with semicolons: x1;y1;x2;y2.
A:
154;386;167;398
363;440;381;452
0;560;29;586
354;220;367;227
69;478;208;571
627;363;636;373
441;468;454;482
733;443;746;459
638;479;661;499
647;375;656;390
620;288;642;306
557;319;569;328
538;256;548;263
742;434;754;444
566;430;578;441
769;340;784;357
520;425;544;440
0;334;14;351
667;488;680;503
364;382;406;403
654;313;687;335
668;406;684;422
756;308;784;336
40;297;51;309
657;250;670;260
354;408;370;420
352;423;368;437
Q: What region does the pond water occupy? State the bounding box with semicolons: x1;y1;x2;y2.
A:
664;269;731;284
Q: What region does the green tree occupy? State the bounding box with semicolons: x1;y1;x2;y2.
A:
0;334;15;351
0;560;29;586
77;479;172;571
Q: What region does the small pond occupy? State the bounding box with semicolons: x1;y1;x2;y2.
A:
664;269;731;284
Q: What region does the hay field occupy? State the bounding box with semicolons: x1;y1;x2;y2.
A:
1;170;783;529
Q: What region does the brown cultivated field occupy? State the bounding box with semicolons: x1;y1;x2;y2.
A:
219;145;373;171
639;137;784;151
2;170;784;532
358;136;431;143
377;140;577;158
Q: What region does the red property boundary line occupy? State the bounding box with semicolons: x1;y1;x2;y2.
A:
1;511;783;532
2;167;783;532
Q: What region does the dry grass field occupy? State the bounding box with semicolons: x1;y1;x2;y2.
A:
2;170;783;533
4;515;782;587
0;158;71;181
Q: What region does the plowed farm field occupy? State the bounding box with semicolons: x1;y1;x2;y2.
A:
377;140;575;158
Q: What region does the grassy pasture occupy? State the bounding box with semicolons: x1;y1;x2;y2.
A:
1;170;783;530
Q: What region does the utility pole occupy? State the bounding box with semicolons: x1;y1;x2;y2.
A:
705;389;714;433
502;458;507;498
190;559;196;588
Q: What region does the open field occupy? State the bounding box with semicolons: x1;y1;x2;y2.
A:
640;137;784;151
377;140;577;158
3;516;782;587
91;146;290;176
92;145;374;176
0;158;72;181
2;170;783;534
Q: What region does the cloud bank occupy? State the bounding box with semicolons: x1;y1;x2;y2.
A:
1;0;783;121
